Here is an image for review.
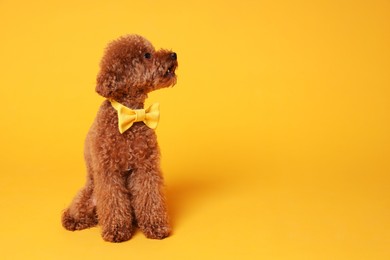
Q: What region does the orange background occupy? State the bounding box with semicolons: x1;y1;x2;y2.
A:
0;0;389;259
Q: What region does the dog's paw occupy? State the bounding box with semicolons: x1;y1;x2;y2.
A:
61;209;98;231
101;224;133;243
142;224;171;240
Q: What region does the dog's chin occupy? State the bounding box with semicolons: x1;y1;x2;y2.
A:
161;65;177;87
157;75;177;89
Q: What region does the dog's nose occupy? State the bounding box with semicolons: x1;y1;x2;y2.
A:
170;52;177;60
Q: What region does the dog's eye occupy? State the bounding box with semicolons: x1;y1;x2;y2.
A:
144;53;152;59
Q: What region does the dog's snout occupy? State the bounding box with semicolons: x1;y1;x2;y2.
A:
170;52;177;60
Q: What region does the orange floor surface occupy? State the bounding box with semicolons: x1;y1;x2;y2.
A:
1;0;389;259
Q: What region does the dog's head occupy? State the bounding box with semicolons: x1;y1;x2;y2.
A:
96;35;178;100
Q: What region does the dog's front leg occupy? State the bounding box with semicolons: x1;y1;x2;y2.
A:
129;165;171;239
94;170;133;242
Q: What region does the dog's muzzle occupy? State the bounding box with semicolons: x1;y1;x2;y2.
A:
164;52;178;77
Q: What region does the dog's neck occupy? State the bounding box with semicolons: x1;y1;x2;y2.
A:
113;93;148;109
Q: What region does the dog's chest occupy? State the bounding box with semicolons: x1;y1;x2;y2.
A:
119;123;155;149
93;104;159;170
109;123;158;165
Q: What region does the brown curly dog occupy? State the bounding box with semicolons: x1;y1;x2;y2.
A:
62;34;178;242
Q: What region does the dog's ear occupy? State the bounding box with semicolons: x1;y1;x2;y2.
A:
96;54;127;98
96;69;115;98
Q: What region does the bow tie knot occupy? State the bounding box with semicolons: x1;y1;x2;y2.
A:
110;100;160;133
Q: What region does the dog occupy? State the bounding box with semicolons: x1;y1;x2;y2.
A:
62;34;178;242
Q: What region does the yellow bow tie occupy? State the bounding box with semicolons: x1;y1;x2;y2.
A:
109;100;160;133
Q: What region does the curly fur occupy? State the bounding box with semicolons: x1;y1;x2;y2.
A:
62;35;178;242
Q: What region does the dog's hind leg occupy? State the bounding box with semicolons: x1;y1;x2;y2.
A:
62;133;98;231
61;173;98;231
